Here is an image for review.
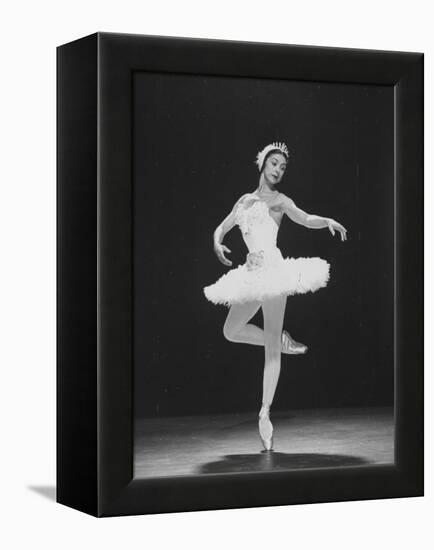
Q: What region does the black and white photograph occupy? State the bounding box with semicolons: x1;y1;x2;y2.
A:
133;73;395;478
2;0;430;545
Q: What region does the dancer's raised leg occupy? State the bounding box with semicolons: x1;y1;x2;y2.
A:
223;298;306;353
258;295;287;450
223;300;262;345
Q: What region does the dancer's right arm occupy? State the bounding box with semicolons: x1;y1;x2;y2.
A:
213;194;250;266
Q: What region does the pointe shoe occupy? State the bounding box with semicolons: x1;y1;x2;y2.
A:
258;405;274;451
282;329;308;355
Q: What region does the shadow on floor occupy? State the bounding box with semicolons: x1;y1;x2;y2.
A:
198;452;370;474
27;486;56;501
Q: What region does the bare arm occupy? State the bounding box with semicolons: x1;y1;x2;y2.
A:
280;194;347;241
212;194;250;266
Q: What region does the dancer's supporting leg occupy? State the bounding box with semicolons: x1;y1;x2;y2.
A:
258;294;287;450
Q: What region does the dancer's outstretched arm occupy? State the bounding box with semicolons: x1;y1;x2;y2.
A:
279;193;348;241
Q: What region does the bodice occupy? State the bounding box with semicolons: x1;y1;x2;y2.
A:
235;199;279;254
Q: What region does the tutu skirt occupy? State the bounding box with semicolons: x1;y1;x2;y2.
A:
203;247;330;307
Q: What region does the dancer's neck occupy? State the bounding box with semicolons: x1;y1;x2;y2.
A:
255;176;278;197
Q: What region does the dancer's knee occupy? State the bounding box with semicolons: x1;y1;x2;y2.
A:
223;323;237;342
264;333;281;349
264;337;281;360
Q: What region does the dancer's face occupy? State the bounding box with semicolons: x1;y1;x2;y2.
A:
263;153;287;185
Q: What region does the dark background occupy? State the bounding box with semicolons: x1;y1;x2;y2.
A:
133;72;394;418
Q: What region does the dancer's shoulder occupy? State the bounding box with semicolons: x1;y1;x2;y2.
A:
233;193;252;210
277;192;296;208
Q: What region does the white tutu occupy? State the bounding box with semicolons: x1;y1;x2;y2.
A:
204;249;330;306
203;197;330;307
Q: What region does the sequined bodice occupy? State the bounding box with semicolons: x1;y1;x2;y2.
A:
235;199;279;253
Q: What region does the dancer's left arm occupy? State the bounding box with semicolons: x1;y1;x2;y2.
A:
280;194;347;241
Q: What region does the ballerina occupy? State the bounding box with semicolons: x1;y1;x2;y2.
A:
203;142;347;451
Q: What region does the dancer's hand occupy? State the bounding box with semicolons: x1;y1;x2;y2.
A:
214;243;233;266
327;219;347;241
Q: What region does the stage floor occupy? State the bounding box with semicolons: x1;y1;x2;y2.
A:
134;406;394;478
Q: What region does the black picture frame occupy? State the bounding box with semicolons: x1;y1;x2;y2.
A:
57;32;423;517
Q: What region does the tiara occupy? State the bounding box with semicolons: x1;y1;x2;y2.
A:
255;142;289;171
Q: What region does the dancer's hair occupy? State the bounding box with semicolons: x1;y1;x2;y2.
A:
255;142;289;172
